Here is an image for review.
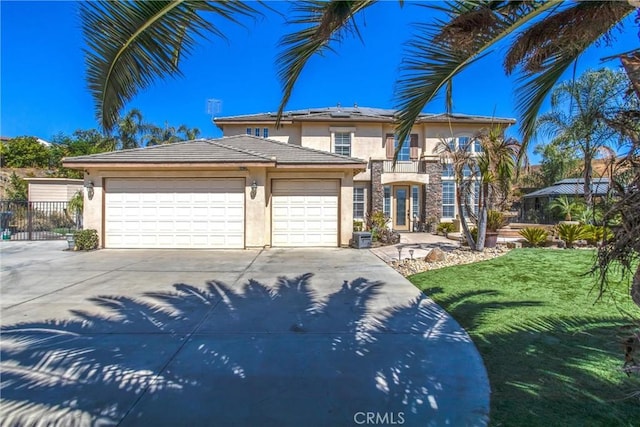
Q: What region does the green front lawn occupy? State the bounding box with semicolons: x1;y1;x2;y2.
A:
410;249;640;426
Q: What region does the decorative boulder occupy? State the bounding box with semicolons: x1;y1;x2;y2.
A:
425;248;446;263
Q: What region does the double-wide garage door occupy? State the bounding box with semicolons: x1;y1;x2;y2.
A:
271;180;338;247
105;178;244;248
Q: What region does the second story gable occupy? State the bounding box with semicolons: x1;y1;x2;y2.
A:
214;106;516;162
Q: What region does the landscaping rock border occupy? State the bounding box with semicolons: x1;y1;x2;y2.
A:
389;245;511;277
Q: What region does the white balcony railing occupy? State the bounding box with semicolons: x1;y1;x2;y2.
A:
382;160;426;174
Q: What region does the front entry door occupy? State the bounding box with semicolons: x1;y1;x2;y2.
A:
393;186;410;231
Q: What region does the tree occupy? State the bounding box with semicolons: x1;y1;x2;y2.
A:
0;136;50;168
4;172;28;201
49;130;116;178
143;122;182;146
80;1;260;132
437;137;477;249
436;127;520;251
537;69;633;208
178;124;201;141
114;109;149;149
532;141;580;188
81;1;637;151
277;1;638;155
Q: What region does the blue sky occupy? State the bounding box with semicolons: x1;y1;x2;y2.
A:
1;1;637;159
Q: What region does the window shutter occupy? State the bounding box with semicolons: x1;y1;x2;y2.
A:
385;134;394;159
409;134;419;160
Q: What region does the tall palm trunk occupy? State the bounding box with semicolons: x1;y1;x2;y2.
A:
583;149;593;209
632;265;640;308
456;185;476;250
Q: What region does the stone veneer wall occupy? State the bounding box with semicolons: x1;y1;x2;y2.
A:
370;160;384;213
424;160;442;222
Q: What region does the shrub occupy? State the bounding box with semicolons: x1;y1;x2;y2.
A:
437;222;454;234
365;211;390;242
556;223;588;248
582;224;613;246
353;220;363;232
487;210;507;231
73;229;99;250
519;227;548;247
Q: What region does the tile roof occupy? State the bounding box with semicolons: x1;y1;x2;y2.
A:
214;106;515;125
523;178;610;198
62;135;366;167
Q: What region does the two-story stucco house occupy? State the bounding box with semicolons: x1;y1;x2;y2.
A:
215;106;515;231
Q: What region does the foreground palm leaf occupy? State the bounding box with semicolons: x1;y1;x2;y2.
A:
276;0;376;124
394;0;562;149
81;1;258;132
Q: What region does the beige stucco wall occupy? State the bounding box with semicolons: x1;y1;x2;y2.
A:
81;167;354;248
217;123;302;145
422;123;499;155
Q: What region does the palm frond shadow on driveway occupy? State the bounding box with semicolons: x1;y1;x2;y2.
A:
1;273;484;426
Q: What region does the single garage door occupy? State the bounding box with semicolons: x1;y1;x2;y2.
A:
105;178;244;248
271;179;339;247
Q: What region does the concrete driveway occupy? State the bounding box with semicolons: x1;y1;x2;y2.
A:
1;241;489;427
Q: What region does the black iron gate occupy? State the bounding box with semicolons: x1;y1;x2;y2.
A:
0;200;81;241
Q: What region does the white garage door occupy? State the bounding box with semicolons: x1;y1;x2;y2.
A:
272;180;339;247
105;178;244;248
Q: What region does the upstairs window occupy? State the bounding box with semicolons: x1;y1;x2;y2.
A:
334;132;351;156
246;128;252;135
263;128;269;138
254;128;260;137
394;136;411;161
442;163;454;178
473;137;482;153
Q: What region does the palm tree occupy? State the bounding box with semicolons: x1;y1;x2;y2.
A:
178;124;201;140
537;69;631;208
276;1;638;155
80;1;260;132
143;122;182;146
115;108;149;149
436;137;478;248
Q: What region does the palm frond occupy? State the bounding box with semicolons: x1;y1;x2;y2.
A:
505;1;636;75
393;0;562;161
81;1;259;132
510;1;636;146
275;0;376;125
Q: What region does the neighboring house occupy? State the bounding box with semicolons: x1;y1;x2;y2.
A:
215;106;515;231
25;178;83;203
63;136;365;249
521;177;610;223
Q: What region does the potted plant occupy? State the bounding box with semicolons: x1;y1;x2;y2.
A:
485;210;506;248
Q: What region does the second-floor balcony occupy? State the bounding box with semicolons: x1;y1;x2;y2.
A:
383;160;426;174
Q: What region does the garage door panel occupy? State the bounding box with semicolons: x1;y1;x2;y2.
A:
272;180;338;247
105;178;244;249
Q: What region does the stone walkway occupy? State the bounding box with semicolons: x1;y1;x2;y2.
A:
369;232;459;263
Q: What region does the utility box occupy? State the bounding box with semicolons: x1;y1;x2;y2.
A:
352;232;372;249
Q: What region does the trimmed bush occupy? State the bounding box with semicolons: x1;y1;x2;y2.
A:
556;223;588;248
437;222;455;234
519;227;548;247
582;224;613;246
73;229;99;250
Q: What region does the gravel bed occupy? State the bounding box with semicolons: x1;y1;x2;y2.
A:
389;245;512;277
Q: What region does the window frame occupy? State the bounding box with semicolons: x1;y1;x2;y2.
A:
353;186;365;219
442;181;455;218
334;132;351;157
